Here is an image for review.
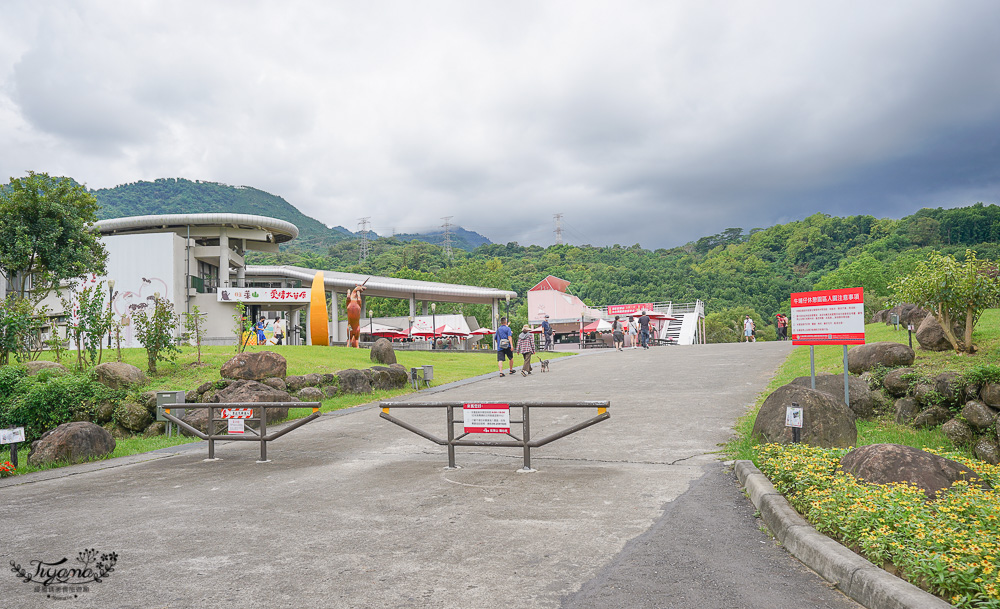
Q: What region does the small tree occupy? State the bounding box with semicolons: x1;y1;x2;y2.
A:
60;282;112;370
183;305;207;365
0;296;47;364
232;302;254;353
890;249;1000;354
132;294;180;373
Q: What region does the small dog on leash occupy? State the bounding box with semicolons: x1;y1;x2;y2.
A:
540;360;550;372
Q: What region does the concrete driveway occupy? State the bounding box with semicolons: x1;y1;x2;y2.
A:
0;342;859;608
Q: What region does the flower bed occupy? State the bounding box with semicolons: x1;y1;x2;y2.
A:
754;443;1000;608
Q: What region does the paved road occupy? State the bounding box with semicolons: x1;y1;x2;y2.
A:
0;342;860;608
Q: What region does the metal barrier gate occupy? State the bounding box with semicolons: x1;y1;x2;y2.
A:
160;402;322;462
379;400;610;472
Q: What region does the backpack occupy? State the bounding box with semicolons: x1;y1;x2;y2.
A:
499;337;511;350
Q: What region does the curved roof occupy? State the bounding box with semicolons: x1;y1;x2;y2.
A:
95;213;299;243
246;265;517;305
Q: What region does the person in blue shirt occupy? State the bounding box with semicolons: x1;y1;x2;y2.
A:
255;317;267;344
495;318;515;377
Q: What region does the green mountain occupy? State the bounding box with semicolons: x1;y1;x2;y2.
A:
92;178;492;255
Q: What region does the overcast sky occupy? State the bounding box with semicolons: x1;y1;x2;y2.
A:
2;1;999;249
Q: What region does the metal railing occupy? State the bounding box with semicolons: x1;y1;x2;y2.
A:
160;402;322;462
378;400;610;472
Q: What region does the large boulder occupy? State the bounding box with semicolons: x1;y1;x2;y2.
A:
870;310;889;324
371;370;393;391
882;368;914;398
752;385;857;448
370;338;397;365
840;443;991;500
847;342;915;374
213;379;291;423
285;375;308;392
24;361;69;376
981;383;1000;408
789;373;876;419
941;419;975;447
891;303;931;327
974;437;1000;465
915;315;954;352
28;421;115;466
116;402;153;432
92;362;146;389
337;369;372;394
371;365;408;389
263;377;287;391
297;387;324;401
913;405;951;429
894;397;920;424
220;351;287;381
962;401;998;431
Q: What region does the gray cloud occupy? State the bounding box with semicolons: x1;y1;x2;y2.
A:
2;0;1000;249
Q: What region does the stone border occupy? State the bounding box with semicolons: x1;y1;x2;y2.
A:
735;460;952;609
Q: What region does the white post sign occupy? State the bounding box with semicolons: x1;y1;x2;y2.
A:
463;403;511;434
0;427;25;444
785;407;803;428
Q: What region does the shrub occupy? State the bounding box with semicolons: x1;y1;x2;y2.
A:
964;363;1000;386
0;372;122;443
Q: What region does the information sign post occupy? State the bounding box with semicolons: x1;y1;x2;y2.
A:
791;287;865;406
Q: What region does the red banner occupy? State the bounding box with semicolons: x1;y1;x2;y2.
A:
607;303;654;315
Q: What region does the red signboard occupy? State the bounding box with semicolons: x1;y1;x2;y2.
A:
221;408;254;419
463;403;510;434
791;287;866;346
607;302;654;316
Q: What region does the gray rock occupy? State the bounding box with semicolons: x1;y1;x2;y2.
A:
92;362;146;389
961;401;998;430
840;443;991;500
212;379;291;424
322;385;339;398
982;383;1000;408
321;373;338;386
220;351;287;381
913;405;951;429
911;383;938;407
789;373;875;419
941;418;974;447
915;314;955;352
24;360;69;376
934;372;964;406
847;342;915;374
870;389;892;416
974;436;1000;465
370;338;397;365
143;422;167;437
102;422;131;439
28;421;115;466
303;373;323;387
93;400;116;425
185;390;199;403
894;397;920;424
337;369;372;394
297;387;323;401
197;381;215;394
882;367;915;397
116;402;153;432
965;383;982;402
384;364;410;388
887;303;931;327
752;385;857;448
372;370;393;391
141;391;157;415
285;375;307;392
263;377;287;391
871;309;889;324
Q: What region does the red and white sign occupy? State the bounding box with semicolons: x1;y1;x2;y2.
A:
217;288;311;303
228;419;245;434
221;408;253;419
607;302;654;315
791;287;866;346
463;403;510;434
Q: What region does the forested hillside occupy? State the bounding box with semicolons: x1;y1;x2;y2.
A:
250;203;1000;339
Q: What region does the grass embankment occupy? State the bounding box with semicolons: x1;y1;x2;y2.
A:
726;309;1000;608
2;345;572;476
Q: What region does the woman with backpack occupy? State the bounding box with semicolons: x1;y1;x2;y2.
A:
516;324;537;376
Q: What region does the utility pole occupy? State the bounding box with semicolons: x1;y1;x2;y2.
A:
441;216;453;260
553;213;564;245
358;217;371;262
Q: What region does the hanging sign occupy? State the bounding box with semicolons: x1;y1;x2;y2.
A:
221;408;253;419
463;403;511;434
218;288;310;303
228;419;245;434
607;303;654;316
785;407;804;428
790;287;865;346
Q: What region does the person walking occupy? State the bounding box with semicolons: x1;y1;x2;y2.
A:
743;315;756;343
611;316;624;351
628;318;638;349
255;317;267;345
542;315;553;351
496;318;516;377
638;311;651;349
273;316;285;345
516;324;536;376
775;313;787;341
